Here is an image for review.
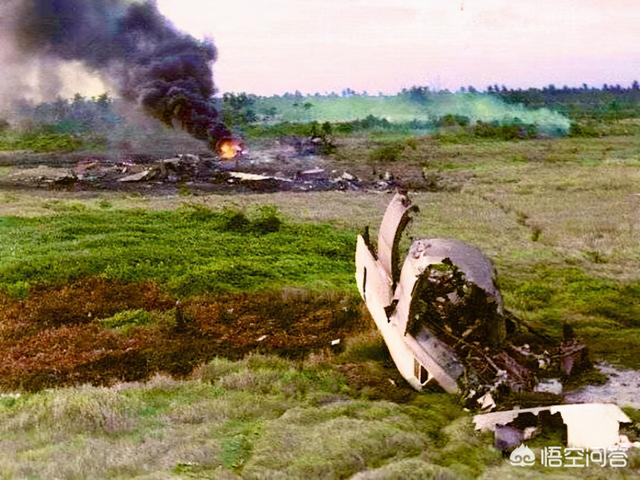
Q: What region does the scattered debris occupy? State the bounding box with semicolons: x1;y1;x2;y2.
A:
281;133;335;156
8;165;77;186
355;191;638;454
74;159;100;178
0;140;465;194
226;171;289;192
559;331;590;376
474;403;631;449
477;392;497;411
228;172;274;182
228;171;288;182
331;339;341;346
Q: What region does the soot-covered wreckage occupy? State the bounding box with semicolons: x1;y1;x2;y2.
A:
355;192;634;451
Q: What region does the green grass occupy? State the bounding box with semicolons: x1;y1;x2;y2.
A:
0;204;356;298
1;157;639;367
99;309;156;333
501;266;640;367
0;355;498;479
0;355;637;479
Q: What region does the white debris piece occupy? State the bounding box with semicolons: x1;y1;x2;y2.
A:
118;170;153;182
228;172;274;181
228;172;292;183
476;392;496;411
9;166;76;184
473;403;631;449
300;168;325;176
534;378;563;395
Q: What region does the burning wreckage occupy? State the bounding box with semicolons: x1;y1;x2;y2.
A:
355;192;635;451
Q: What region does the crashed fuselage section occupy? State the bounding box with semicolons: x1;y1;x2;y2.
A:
355;192;589;406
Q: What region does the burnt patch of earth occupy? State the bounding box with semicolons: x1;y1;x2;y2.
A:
0;280;367;391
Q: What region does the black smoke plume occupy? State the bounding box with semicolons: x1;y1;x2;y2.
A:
10;0;230;146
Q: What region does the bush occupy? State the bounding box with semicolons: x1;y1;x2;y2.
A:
436;114;470;127
220;207;251;231
569;122;601;137
251;206;282;234
100;309;154;332
473;121;538;140
368;142;406;162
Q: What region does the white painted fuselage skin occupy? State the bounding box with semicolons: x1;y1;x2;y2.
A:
355;235;463;393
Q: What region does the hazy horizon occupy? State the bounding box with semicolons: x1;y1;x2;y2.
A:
3;0;640;100
154;0;640;96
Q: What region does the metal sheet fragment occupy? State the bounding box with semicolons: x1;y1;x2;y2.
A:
473;403;631;449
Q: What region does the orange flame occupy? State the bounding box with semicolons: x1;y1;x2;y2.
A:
216;138;242;160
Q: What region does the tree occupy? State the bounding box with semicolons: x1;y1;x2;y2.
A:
221;92;257;126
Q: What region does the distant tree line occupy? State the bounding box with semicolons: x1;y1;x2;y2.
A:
400;82;640;119
487;82;640;119
14;93;120;133
5;81;640;138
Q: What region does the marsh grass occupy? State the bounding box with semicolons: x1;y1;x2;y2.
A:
0;205;356;298
0;356;496;479
2;355;635;478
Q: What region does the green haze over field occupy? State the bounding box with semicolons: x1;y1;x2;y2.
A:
254;93;571;133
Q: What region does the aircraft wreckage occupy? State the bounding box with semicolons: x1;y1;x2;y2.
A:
355;192;635;451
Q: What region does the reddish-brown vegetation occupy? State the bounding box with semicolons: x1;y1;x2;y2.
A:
0;280;365;391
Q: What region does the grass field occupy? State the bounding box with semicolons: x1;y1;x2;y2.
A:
0;205;355;297
0;125;639;477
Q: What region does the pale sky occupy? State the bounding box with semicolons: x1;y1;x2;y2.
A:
86;0;640;96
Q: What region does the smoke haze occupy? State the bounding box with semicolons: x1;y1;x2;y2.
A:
1;0;229;144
